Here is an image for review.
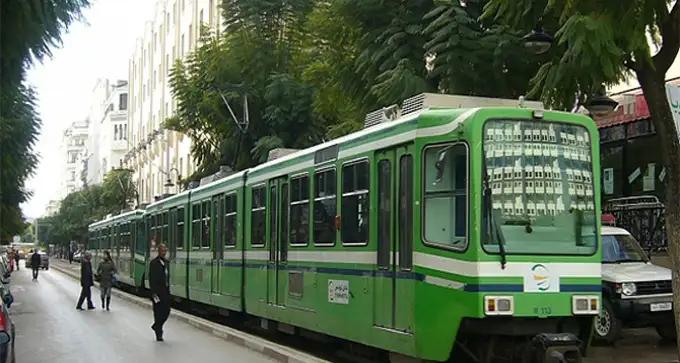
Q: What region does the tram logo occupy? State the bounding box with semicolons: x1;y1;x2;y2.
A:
531;264;550;291
524;263;559;292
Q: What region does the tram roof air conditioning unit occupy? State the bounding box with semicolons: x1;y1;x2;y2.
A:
267;148;299;161
400;93;544;117
364;104;401;128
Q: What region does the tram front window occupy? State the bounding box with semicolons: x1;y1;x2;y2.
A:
482;119;597;255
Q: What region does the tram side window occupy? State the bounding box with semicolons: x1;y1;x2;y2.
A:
176;207;185;250
162;212;169;245
224;194;237;247
423;143;468;248
201;201;211;249
192;204;201;249
314;168;336;245
342;161;369;244
290;175;309;246
251;186;266;247
213;197;222;252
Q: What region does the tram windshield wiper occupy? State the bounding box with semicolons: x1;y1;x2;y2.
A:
483;173;507;269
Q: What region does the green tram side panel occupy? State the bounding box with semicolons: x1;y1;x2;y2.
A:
144;190;190;297
181;172;246;311
241;109;471;357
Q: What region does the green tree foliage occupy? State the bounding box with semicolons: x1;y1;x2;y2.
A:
38;169;136;247
0;0;90;241
168;0;540;176
168;1;327;177
101;169;138;211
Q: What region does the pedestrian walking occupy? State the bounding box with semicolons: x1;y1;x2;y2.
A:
68;250;73;264
30;249;41;280
14;250;19;271
76;252;95;310
149;243;170;341
96;250;117;311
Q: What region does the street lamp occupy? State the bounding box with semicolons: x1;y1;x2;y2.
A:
162;167;181;193
584;91;619;117
523;24;553;55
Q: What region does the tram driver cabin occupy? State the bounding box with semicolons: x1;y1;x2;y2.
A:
89;93;601;362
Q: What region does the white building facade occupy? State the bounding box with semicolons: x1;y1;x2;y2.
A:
84;79;129;185
124;0;221;204
60;120;89;197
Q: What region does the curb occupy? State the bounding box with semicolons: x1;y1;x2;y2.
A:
51;263;329;363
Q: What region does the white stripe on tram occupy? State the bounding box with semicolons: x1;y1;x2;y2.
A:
413;252;600;278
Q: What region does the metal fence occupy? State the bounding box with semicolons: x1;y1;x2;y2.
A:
603;196;667;251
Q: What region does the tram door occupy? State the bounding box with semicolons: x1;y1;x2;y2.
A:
211;196;223;296
267;177;289;306
374;144;415;332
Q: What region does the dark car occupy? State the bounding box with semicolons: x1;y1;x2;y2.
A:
0;282;15;363
25;252;48;270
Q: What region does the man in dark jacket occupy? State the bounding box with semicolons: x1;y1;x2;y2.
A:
30;249;41;280
76;252;95;310
149;243;170;341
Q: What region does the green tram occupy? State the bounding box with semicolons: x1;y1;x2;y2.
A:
88;95;602;362
88;209;144;288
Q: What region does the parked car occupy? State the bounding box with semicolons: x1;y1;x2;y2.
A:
24;251;49;270
595;223;675;343
0;281;15;363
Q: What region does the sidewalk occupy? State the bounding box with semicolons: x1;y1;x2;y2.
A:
51;259;328;363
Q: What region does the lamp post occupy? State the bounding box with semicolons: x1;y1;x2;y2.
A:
522;24;554;55
524;23;618;117
162;167;182;194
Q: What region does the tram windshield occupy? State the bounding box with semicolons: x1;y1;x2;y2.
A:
482;119;597;255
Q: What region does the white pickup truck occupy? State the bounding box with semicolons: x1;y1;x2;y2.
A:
595;225;675;343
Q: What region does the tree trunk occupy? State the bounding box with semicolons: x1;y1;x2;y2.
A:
636;67;680;353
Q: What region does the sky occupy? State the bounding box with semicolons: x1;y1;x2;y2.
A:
21;0;156;219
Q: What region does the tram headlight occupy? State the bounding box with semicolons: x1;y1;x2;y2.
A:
484;296;514;316
572;295;599;315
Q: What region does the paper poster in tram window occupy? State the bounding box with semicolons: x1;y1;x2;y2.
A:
603;168;614;195
328;279;349;304
643;163;656;192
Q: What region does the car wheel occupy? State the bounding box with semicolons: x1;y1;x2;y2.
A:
655;324;677;342
594;299;621;344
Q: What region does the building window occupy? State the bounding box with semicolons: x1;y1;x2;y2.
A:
119;93;128;110
181;34;184;57
251;186;266;247
313;168;336;245
200;9;203;25
188;24;193;51
290;174;309;246
209;0;214;26
341;160;369;244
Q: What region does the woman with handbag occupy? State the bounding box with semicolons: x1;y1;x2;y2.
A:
97;250;117;311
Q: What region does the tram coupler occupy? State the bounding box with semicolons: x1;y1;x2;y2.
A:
528;333;581;363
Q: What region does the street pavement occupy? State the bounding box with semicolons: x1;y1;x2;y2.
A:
585;329;677;363
9;263;275;363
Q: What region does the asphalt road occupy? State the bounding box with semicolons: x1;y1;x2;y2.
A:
8;264;275;363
